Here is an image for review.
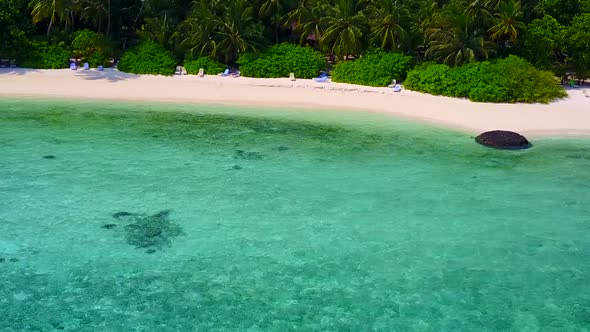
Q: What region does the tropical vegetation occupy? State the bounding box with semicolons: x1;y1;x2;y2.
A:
1;0;588;101
405;56;567;103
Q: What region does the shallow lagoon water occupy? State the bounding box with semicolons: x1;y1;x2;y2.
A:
1;99;589;331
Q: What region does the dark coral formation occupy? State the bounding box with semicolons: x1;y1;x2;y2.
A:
475;131;531;150
112;211;133;219
101;224;117;229
234;149;263;160
42;155;56;159
110;209;184;252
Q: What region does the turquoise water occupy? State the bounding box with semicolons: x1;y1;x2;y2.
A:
1;99;589;331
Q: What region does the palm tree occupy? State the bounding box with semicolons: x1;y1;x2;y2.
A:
425;2;495;66
258;0;292;43
173;0;218;58
29;0;74;37
367;0;408;50
320;0;368;57
285;0;328;47
215;0;264;62
488;0;525;43
175;0;263;63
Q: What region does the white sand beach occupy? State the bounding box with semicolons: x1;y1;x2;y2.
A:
1;68;589;137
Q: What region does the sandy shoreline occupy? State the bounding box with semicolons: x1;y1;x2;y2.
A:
1;68;589;137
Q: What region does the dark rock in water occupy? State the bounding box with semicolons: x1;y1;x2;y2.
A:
475;131;531;150
101;223;117;229
234;149;263;160
232;165;242;170
0;257;5;263
124;209;184;250
278;146;289;151
113;211;134;219
9;258;18;262
145;249;157;254
42;155;56;159
152;209;171;219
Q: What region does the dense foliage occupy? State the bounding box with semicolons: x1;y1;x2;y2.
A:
331;50;414;86
237;43;326;78
404;56;567;103
19;41;70;69
71;29;109;67
3;0;587;101
184;57;226;75
117;42;177;75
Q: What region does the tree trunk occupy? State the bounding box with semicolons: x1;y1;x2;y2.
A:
46;13;54;38
132;0;145;31
106;0;112;37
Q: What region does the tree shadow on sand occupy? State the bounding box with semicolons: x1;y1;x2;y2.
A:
74;68;140;82
0;68;41;75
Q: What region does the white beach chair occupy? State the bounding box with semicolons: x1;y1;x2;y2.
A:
219;68;230;77
70;62;77;70
197;68;204;77
83;63;90;70
289;72;296;81
392;84;403;92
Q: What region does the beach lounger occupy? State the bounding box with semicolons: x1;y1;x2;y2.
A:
289;73;295;81
70;62;77;70
83;63;90;70
392;84;403;92
219;69;230;77
198;68;204;77
97;66;104;71
313;71;330;82
313;76;329;82
231;71;241;78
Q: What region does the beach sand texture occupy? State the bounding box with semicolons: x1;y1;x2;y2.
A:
1;68;589;137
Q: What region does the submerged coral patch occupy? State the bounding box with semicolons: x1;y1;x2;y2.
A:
234;150;263;160
110;210;184;252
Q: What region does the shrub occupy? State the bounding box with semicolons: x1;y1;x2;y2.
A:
331;50;414;87
117;42;176;75
71;29;109;67
184;57;225;75
237;43;326;79
405;56;566;103
20;41;70;69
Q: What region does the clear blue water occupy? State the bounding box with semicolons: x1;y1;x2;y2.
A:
1;99;589;331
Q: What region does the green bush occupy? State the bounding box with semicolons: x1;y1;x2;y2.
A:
331;51;414;87
237;43;326;79
117;42;176;75
184;57;225;75
71;29;109;67
405;56;566;103
20;41;70;69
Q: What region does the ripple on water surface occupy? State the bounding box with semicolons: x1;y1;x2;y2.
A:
1;99;589;331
